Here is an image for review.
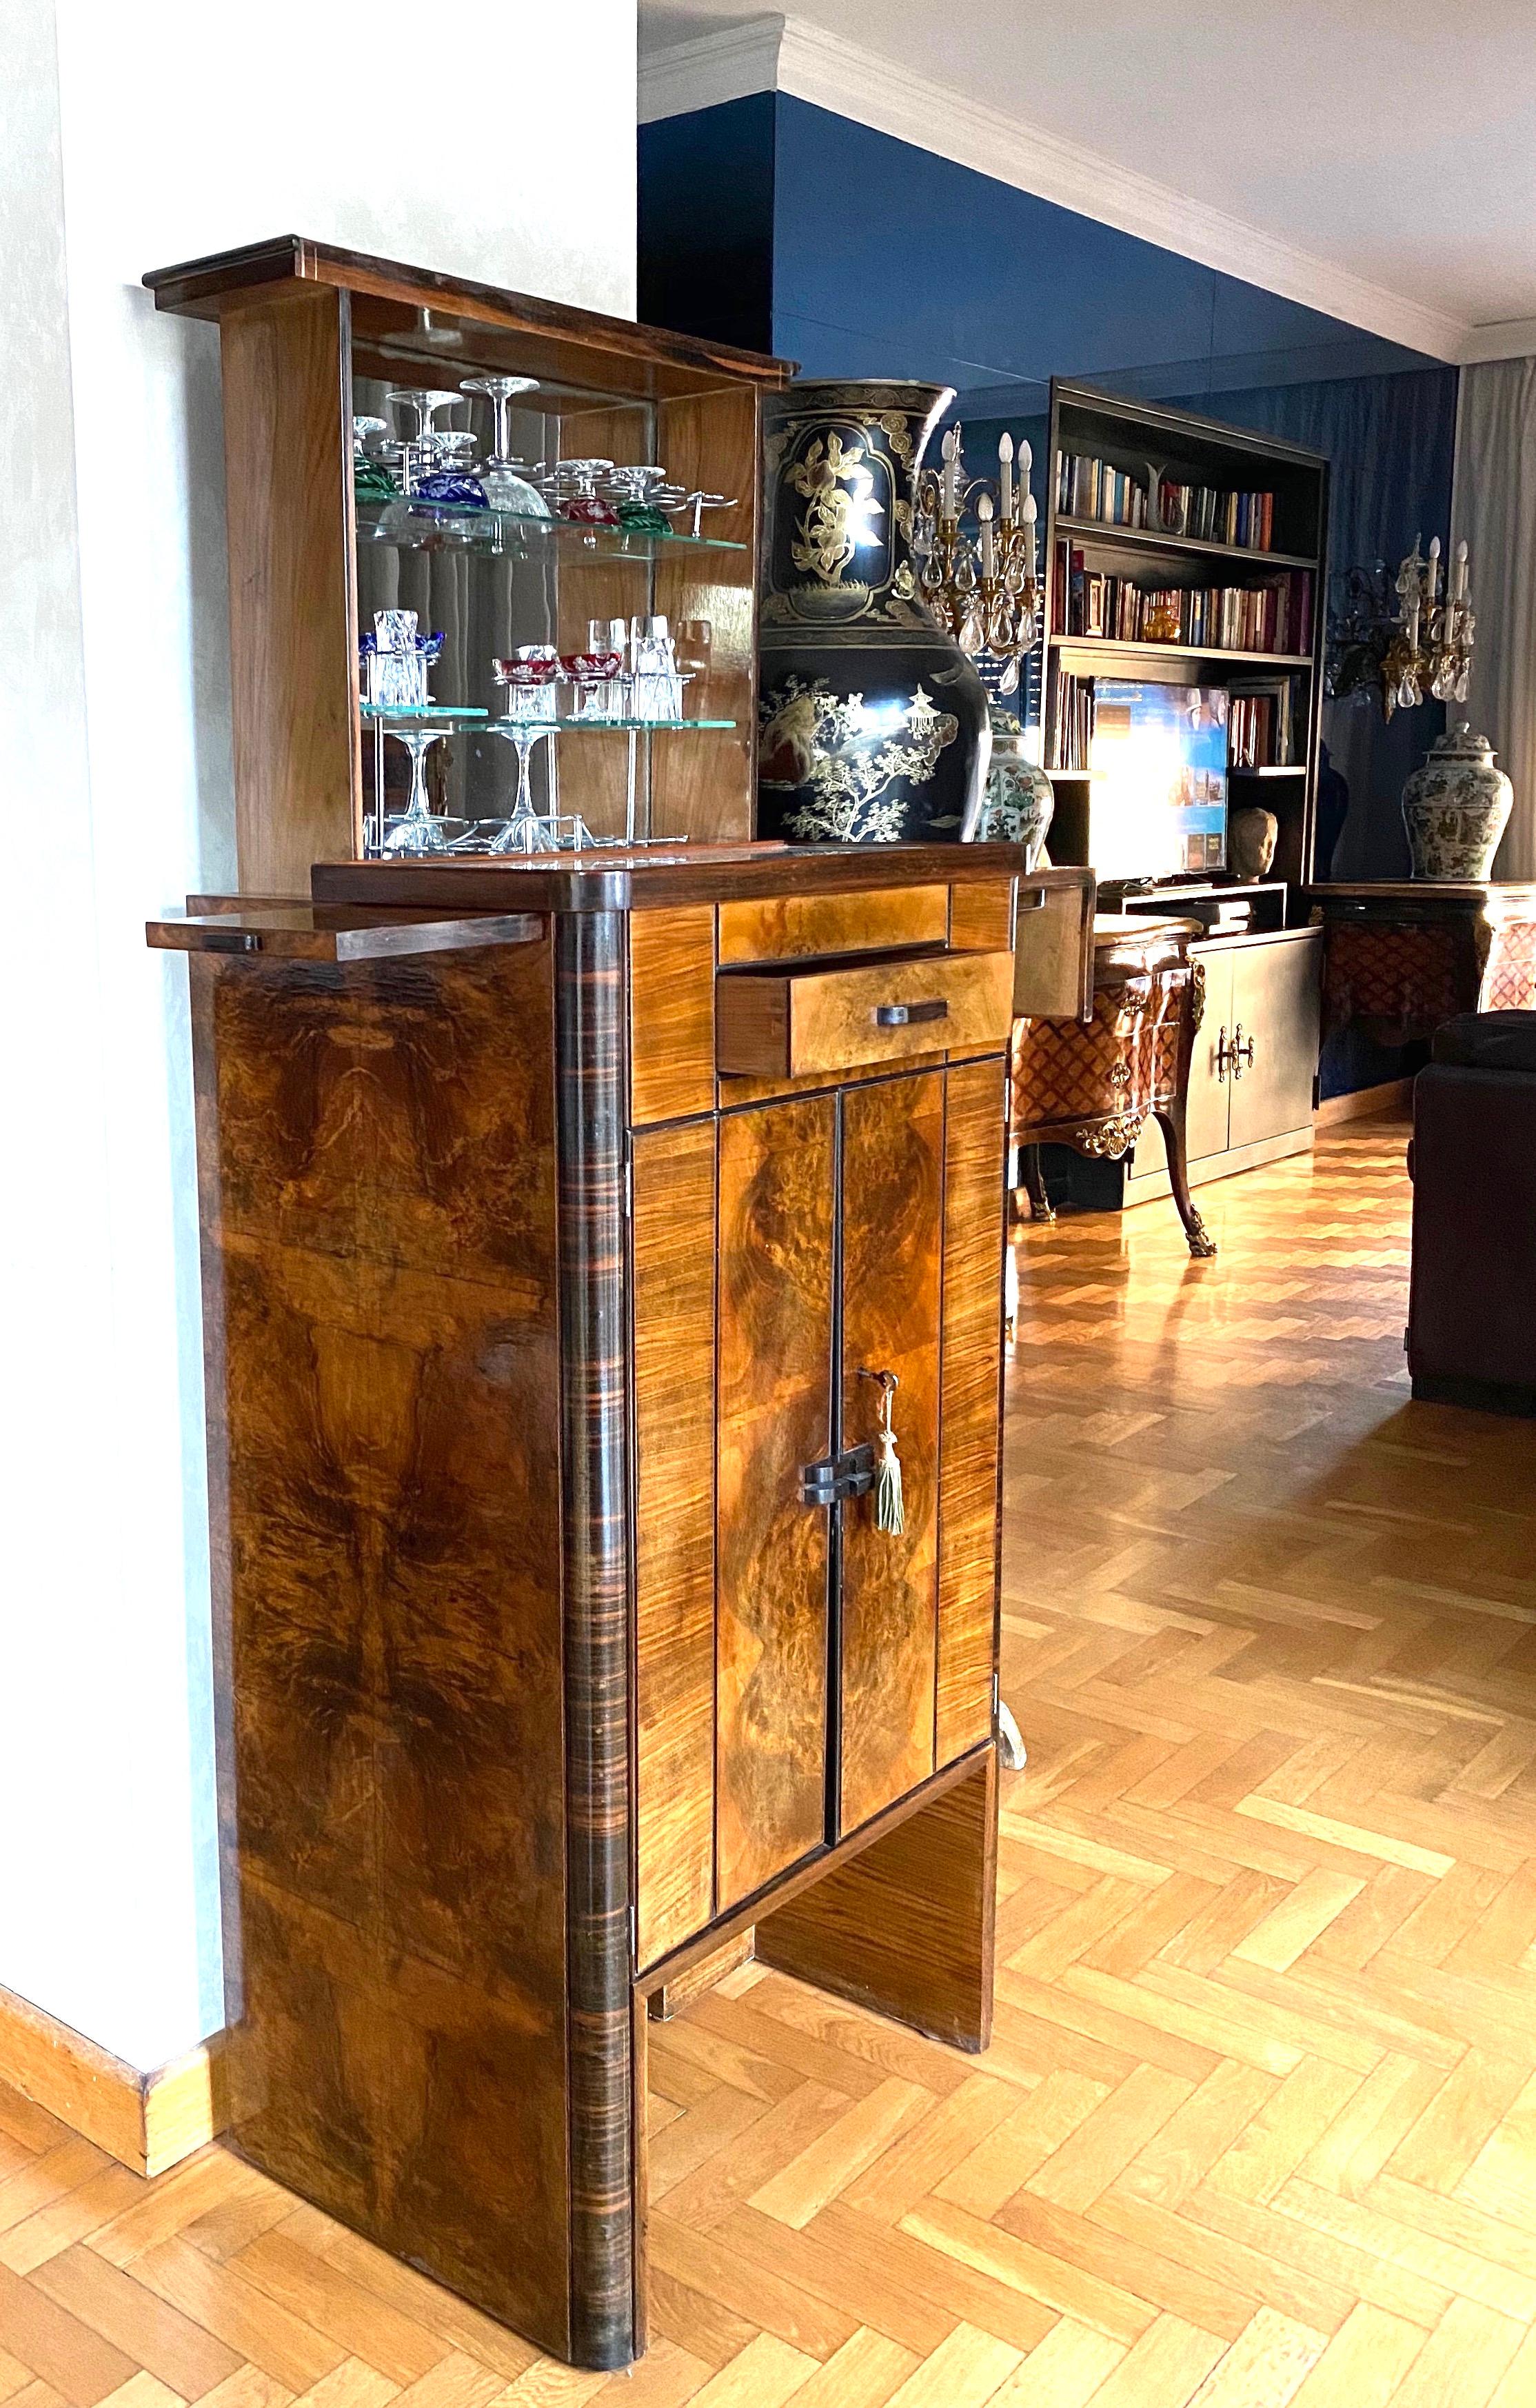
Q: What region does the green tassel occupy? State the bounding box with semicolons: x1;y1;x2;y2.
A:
874;1426;905;1536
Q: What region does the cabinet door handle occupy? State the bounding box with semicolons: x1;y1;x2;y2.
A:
874;997;948;1027
1232;1023;1256;1078
1215;1024;1231;1082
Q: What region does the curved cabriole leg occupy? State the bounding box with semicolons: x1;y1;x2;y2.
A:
1155;1103;1217;1258
1018;1143;1056;1225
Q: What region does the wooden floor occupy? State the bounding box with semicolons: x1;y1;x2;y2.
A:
8;1120;1536;2407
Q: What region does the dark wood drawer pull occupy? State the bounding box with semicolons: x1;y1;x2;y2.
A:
874;997;949;1028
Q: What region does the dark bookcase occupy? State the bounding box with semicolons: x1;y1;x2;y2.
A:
1042;379;1330;905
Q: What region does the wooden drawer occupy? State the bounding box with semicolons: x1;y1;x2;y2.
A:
718;884;950;964
717;950;1013;1079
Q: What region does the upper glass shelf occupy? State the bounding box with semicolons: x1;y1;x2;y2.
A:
361;704;737;734
355;496;747;561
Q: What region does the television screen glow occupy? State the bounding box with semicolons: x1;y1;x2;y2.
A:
1089;682;1229;881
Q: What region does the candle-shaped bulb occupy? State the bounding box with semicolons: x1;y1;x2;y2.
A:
1455;538;1469;599
1019;439;1032;484
978;489;996;578
998;432;1014;523
942;425;960;516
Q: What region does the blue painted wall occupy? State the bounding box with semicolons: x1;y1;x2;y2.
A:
640;93;1462;1092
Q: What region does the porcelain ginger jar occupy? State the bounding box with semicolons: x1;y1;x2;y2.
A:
980;707;1054;865
1402;724;1514;881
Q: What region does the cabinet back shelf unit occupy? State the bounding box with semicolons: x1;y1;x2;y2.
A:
143;234;794;894
1044;379;1329;907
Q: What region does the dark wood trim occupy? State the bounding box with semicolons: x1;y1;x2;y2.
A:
312;849;1081;916
1052;376;1330;470
143;233;794;390
147;907;545;960
632;1741;991;1999
555;911;636;2372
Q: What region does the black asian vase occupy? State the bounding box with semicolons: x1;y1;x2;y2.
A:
756;381;991;845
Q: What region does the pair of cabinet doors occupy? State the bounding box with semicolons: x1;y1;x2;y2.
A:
631;1058;1005;1971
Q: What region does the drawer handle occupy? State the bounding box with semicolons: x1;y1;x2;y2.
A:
874;997;949;1028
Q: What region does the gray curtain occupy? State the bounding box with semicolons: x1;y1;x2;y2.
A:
1453;358;1536;881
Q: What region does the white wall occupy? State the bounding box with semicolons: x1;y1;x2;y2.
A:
0;0;638;2074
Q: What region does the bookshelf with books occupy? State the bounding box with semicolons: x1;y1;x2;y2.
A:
1042;379;1329;903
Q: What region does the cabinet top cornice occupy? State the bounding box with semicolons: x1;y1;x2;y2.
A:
143;232;796;399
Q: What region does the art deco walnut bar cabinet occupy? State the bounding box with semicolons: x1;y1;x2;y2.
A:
143;237;1096;2371
151;845;1093;2369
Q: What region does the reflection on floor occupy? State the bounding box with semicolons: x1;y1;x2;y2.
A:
7;1121;1536;2405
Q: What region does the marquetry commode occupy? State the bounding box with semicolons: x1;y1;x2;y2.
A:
150;843;1093;2371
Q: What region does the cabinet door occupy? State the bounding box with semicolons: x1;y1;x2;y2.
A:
1227;934;1322;1151
1185;946;1235;1161
840;1072;944;1834
716;1095;836;1909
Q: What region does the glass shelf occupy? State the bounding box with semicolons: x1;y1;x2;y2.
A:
355;496;746;561
362;708;736;734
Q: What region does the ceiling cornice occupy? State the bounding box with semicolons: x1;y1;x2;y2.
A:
1458;315;1536;366
639;10;1486;366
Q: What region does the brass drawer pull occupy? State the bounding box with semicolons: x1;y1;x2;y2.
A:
874;998;949;1028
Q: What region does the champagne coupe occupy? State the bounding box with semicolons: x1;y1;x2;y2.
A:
488;650;561;851
460;376;550;516
551;460;620;527
382;725;453;854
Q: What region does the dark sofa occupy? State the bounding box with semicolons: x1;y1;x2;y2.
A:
1408;1012;1536;1413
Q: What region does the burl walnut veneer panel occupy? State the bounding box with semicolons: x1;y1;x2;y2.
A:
632;1121;718;1967
947;878;1015;956
629;906;716;1126
838;1072;943;1833
936;1056;1008;1767
758;1747;997;2051
194;936;574;2356
715;1095;836;1907
717;885;950;965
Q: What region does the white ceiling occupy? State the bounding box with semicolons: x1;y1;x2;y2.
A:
638;1;1536;359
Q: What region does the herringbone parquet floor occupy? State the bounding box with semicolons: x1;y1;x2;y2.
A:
7;1119;1536;2407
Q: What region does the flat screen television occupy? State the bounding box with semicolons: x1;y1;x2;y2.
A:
1088;681;1229;882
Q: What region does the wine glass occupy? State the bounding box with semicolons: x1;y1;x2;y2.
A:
460;376;550;516
381;726;453;853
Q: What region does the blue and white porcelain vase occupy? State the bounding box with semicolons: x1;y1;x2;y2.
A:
1402;723;1514;881
757;381;990;845
980;706;1054;865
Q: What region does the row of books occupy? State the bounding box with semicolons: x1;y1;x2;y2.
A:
1053;452;1279;552
1055;454;1149;529
1158;480;1275;551
1229;688;1293;770
1057;545;1312;655
1052;672;1096;771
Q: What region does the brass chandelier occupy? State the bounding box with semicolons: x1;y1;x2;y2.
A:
913;426;1042;694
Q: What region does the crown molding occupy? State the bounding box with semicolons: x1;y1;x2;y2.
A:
638;11;787;122
639;11;1471;365
1459;316;1536;366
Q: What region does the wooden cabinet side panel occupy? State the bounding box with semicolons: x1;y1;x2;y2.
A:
758;1747;997;2051
716;1096;836;1907
840;1073;944;1832
935;1057;1009;1767
652;387;759;842
219;285;358;891
633;1122;718;1967
948;878;1015;955
201;941;573;2358
629;907;716;1126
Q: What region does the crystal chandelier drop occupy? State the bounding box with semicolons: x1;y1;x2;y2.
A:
912;426;1042;695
